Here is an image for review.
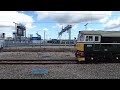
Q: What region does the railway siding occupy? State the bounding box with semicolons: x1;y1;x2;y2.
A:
2;47;75;52
0;52;76;60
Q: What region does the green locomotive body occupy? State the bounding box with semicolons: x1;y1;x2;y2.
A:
75;31;120;62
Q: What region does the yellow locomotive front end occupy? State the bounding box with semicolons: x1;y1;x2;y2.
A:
75;31;85;61
75;43;85;61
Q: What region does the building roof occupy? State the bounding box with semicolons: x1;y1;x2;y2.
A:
79;30;120;37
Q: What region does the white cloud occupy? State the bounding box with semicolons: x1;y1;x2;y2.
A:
0;11;34;24
52;23;78;31
100;17;110;23
35;11;112;24
43;28;48;31
104;17;120;30
36;11;112;35
0;11;35;37
25;23;36;29
52;23;65;30
86;28;102;31
35;11;49;20
72;24;78;30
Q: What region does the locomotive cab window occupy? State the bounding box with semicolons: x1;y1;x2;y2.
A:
80;35;84;41
77;34;85;42
85;36;93;41
95;36;99;41
85;35;101;42
89;36;93;41
94;35;101;42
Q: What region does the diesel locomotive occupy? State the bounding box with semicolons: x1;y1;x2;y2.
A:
75;31;120;62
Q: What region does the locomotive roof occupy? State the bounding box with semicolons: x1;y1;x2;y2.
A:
79;30;120;37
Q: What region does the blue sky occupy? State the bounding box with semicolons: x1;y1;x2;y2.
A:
0;11;120;40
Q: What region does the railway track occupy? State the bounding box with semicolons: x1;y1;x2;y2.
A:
0;60;79;64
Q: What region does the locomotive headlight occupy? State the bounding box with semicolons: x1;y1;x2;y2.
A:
116;57;119;60
91;57;94;60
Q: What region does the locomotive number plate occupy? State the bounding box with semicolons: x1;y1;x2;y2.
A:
87;45;92;47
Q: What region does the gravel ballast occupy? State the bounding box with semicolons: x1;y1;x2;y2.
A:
2;46;75;52
0;52;76;60
0;63;120;79
0;47;120;79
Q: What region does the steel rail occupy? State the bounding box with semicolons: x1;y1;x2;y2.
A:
0;59;78;64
